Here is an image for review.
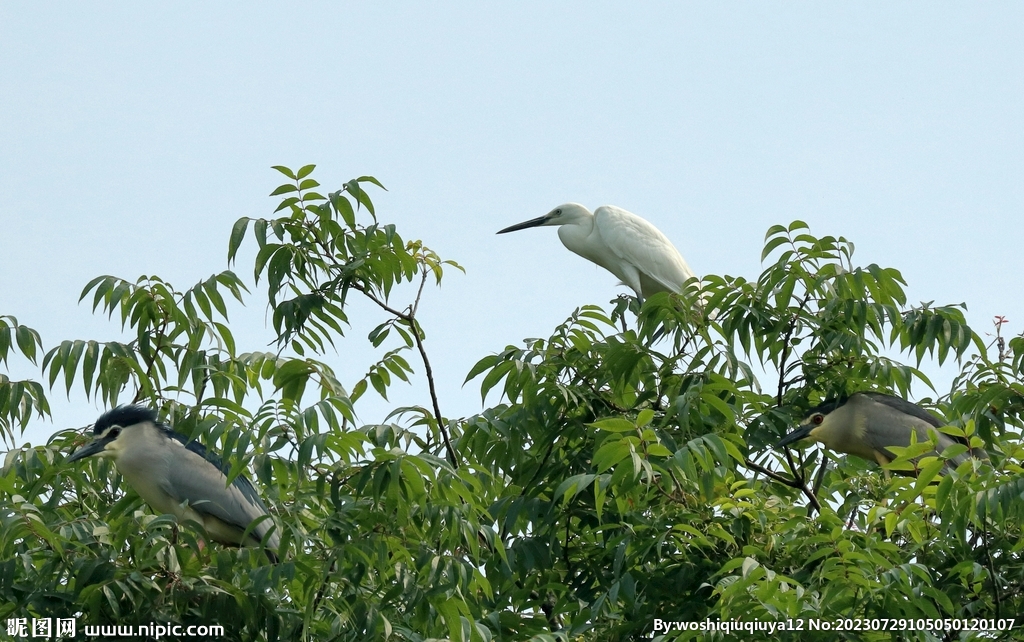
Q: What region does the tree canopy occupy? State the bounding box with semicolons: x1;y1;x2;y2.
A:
2;167;1023;641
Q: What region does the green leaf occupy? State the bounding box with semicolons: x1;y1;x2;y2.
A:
15;325;39;364
228;217;250;263
645;443;673;457
351;378;367;402
594;439;632;472
761;235;790;262
913;458;945;493
271;165;297;179
763;224;788;240
463;355;498;385
346;179;375;216
589;418;636;433
270;183;298;196
64;340;86;395
356;175;387;190
554;473;596;504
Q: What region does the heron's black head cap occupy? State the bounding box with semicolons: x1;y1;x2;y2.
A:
803;396;847;420
92;405;158;435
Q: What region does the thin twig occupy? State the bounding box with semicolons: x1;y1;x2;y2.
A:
347;279;459;468
412;320;457;468
411;268;428;317
134;300;170;404
564;513;572;577
347;281;408;318
521;438;558;499
984;530;1002;618
746;456;822;515
776;293;811;407
781;375;806;389
784;447;804;485
812;457;830;496
651;476;688;505
770;294;821;509
744;458;796;486
305;556;338;638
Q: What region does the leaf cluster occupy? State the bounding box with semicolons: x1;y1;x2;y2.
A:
2;171;1023;641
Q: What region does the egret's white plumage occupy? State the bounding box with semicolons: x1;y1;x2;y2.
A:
497;203;695;300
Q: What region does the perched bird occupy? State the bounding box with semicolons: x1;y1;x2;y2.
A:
776;391;985;469
67;406;280;561
497;203;696;301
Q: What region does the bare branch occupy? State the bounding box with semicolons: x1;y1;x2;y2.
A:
745;455;823;515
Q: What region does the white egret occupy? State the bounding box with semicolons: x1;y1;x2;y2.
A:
497;203;696;300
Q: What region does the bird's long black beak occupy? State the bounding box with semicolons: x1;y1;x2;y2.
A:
497;215;549;234
776;423;814;449
67;438;107;462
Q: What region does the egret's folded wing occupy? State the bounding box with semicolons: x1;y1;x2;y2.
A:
593;206;695;293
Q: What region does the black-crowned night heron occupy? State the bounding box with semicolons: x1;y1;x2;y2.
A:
67;405;280;561
776;391;985;469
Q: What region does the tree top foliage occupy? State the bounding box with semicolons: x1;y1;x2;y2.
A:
2;167;1023;641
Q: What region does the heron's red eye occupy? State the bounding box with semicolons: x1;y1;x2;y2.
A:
812;414;824;425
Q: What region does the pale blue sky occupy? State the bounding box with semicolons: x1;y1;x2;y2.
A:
2;4;1022;446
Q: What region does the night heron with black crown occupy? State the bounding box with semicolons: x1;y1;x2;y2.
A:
67;406;280;561
776;391;987;469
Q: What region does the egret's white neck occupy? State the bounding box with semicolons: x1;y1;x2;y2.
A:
555;211;595;256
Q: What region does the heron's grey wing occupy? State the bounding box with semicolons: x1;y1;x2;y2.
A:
594;206;696;293
858;394;969;465
860;391;977;457
176;436;271;513
162;438;277;546
862;393;986;460
859;392;944;428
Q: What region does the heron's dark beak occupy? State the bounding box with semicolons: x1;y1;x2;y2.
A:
67;438;107;462
497;215;550;234
776;423;815;449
